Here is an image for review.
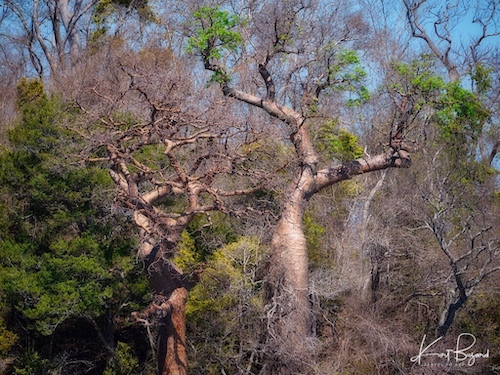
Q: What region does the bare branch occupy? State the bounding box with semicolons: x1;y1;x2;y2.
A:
312;149;411;195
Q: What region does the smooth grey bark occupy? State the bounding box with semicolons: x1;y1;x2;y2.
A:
195;7;413;370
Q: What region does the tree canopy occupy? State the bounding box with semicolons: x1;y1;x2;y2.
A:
0;1;499;374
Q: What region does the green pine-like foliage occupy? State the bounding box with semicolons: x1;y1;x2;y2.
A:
0;79;149;374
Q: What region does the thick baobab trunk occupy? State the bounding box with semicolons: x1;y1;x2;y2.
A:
264;165;316;374
205;49;412;373
133;225;190;375
156;288;188;375
271;196;310;327
265;198;311;373
264;151;411;373
146;249;189;375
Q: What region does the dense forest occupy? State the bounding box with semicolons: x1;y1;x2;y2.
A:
0;0;499;374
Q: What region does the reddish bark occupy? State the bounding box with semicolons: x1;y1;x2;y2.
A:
159;288;188;375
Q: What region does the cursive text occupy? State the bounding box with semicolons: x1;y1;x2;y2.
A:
410;333;490;366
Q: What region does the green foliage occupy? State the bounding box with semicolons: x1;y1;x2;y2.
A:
172;231;200;273
10;78;60;155
392;56;490;179
455;292;500;366
325;49;370;106
304;212;326;266
391;55;445;109
471;63;493;94
208;69;231;84
346;86;370;107
392;56;489;149
16;78;46;109
187;7;242;59
1;244;114;335
103;342;140;375
0;319;18;356
316;119;364;162
91;0;114;42
0;79;146;370
327;49;360;77
435;82;489;148
187;6;242;83
133;143;166;166
433;80;491;188
14;351;49;375
186;237;264;373
186;212;239;258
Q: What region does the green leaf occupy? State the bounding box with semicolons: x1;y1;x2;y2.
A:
187;6;242;83
316;120;364;162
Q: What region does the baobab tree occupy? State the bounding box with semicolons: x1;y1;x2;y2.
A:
70;45;274;374
187;1;417;372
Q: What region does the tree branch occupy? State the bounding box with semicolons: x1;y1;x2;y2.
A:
311;149;411;195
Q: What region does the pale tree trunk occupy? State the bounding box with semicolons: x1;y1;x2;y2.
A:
57;0;83;65
265;184;312;373
360;170;388;303
264;148;411;373
214;80;412;373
